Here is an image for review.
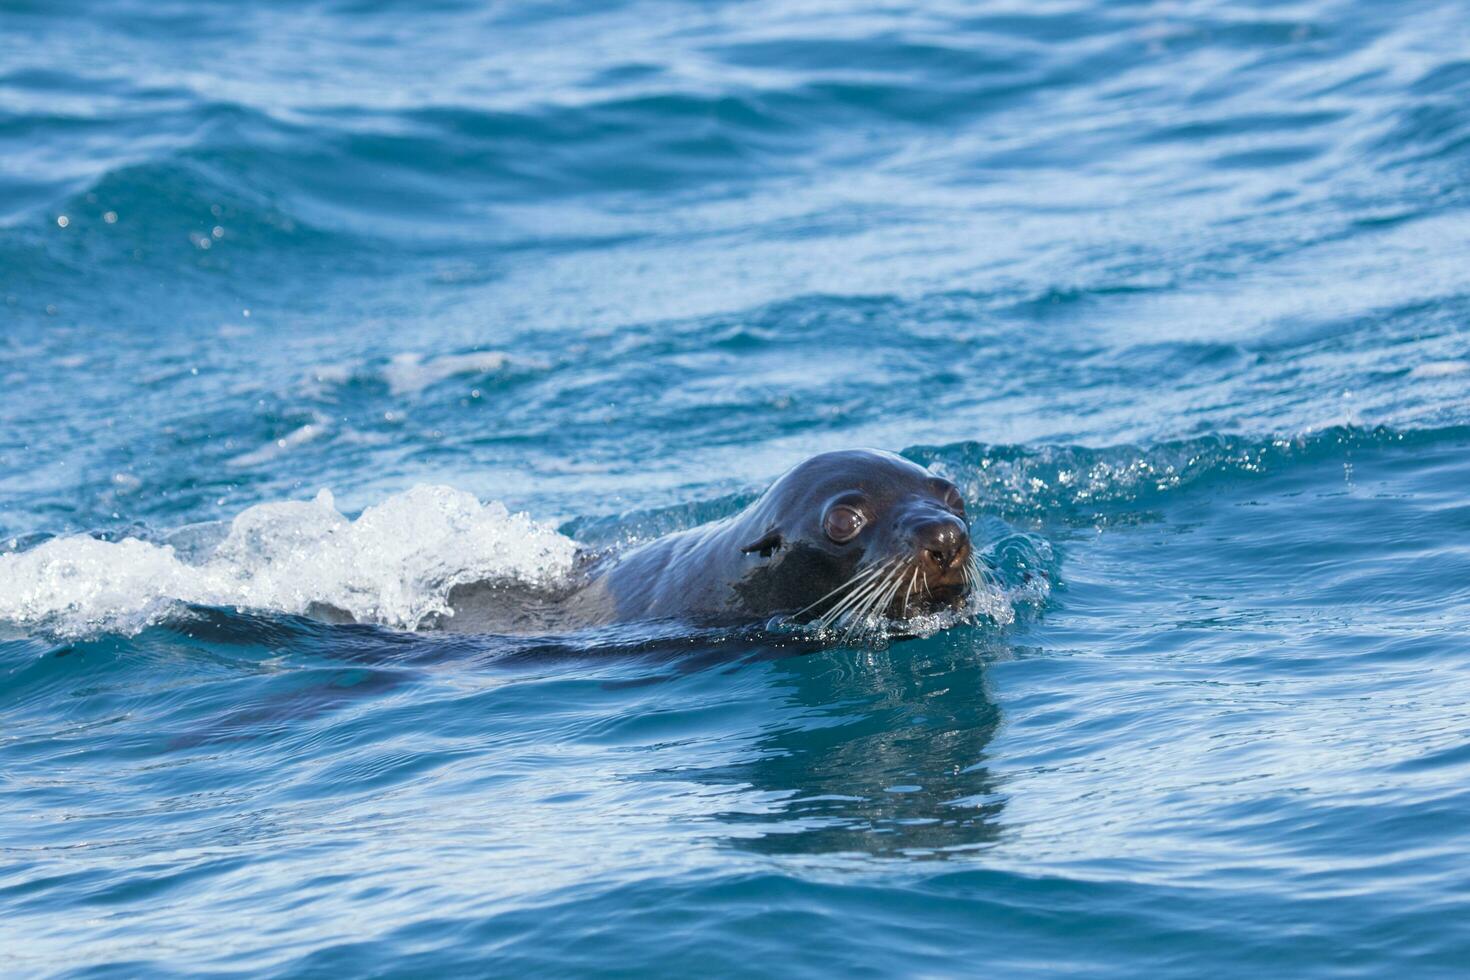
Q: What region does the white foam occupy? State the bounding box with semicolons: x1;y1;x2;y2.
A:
227;419;330;468
381;351;512;396
0;486;579;638
301;350;529;399
1410;360;1470;379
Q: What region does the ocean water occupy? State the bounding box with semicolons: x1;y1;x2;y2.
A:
4;0;1470;974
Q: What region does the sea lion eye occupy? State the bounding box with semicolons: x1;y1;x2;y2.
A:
823;505;865;543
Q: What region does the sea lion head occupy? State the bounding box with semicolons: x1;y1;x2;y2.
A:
734;449;975;626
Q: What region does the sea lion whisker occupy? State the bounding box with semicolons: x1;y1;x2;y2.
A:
814;564;891;629
850;564;906;630
887;558;911;620
972;554;1000;590
876;569;908;623
819;559;901;629
844;568;907;643
840;576;888;642
804;560;897;623
830;561;902;633
792;559;890;621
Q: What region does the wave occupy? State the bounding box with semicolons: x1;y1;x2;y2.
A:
3;424;1459;640
0;486;576;639
909;424;1460;523
304;349;540;400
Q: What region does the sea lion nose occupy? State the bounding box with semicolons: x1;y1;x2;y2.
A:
913;517;970;573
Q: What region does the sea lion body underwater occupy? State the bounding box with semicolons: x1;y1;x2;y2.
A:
537;448;979;632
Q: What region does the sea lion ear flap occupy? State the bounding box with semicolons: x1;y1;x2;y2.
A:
740;530;783;558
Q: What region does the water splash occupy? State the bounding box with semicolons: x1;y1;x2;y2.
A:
0;486;577;638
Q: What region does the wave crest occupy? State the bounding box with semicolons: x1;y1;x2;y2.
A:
0;486;577;638
908;425;1430;523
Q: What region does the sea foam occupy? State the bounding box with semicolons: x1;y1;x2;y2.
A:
0;486;578;638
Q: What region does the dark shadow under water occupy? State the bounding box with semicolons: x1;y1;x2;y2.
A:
139;602;1013;861
633;628;1011;860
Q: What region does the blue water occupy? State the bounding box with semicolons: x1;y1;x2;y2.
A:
5;0;1470;974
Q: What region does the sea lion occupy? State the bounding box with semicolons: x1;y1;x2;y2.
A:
441;449;978;634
